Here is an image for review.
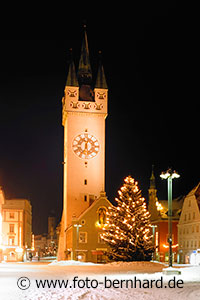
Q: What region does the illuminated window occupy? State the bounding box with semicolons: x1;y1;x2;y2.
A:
79;232;87;243
9;224;14;233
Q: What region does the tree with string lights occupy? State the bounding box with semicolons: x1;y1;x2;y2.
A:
101;176;154;261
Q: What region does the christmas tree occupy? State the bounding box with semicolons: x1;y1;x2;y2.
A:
101;176;154;261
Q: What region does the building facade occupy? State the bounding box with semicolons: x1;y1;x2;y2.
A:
34;214;59;257
148;167;183;262
58;26;109;261
63;192;111;263
178;183;200;264
0;187;32;262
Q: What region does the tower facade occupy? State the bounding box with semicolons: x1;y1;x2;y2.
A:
58;28;108;259
148;165;159;221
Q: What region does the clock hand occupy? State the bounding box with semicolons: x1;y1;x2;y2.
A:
84;141;88;154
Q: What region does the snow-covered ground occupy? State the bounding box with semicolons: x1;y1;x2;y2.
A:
0;260;200;300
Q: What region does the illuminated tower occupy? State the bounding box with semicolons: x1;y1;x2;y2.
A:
148;165;159;221
58;27;108;259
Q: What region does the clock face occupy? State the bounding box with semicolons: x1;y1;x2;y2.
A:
72;133;100;159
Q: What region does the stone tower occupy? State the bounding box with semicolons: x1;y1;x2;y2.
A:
58;26;108;260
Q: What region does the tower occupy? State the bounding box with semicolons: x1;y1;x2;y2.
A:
148;165;159;221
58;27;108;260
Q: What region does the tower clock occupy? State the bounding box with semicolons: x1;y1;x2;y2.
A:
57;27;108;261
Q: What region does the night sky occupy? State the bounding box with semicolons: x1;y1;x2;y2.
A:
0;4;198;234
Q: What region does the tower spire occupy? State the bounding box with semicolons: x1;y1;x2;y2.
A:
150;164;156;189
77;24;92;85
66;48;78;87
95;51;108;89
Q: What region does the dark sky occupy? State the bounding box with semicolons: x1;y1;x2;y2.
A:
0;4;198;234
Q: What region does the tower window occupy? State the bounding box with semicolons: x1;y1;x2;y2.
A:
84;195;87;202
9;224;14;233
84;179;87;185
9;212;14;219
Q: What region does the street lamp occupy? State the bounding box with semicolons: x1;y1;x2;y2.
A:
151;225;157;261
74;224;82;261
160;168;180;268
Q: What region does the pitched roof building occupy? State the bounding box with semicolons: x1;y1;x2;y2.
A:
178;183;200;263
60;191;111;263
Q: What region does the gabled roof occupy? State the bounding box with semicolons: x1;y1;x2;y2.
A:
186;182;200;210
186;182;200;197
66;192;112;232
77;192;112;221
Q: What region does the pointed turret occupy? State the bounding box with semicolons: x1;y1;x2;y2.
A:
77;25;92;86
150;164;156;189
148;165;159;221
66;49;78;87
95;51;108;89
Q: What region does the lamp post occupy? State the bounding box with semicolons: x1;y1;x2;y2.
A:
160;168;180;268
151;225;157;261
74;224;82;261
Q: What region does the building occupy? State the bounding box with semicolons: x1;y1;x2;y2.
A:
148;167;183;262
178;183;200;264
63;191;110;263
34;213;59;257
57;26;110;262
0;187;32;261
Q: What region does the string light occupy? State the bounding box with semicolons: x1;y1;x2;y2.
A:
101;175;154;261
